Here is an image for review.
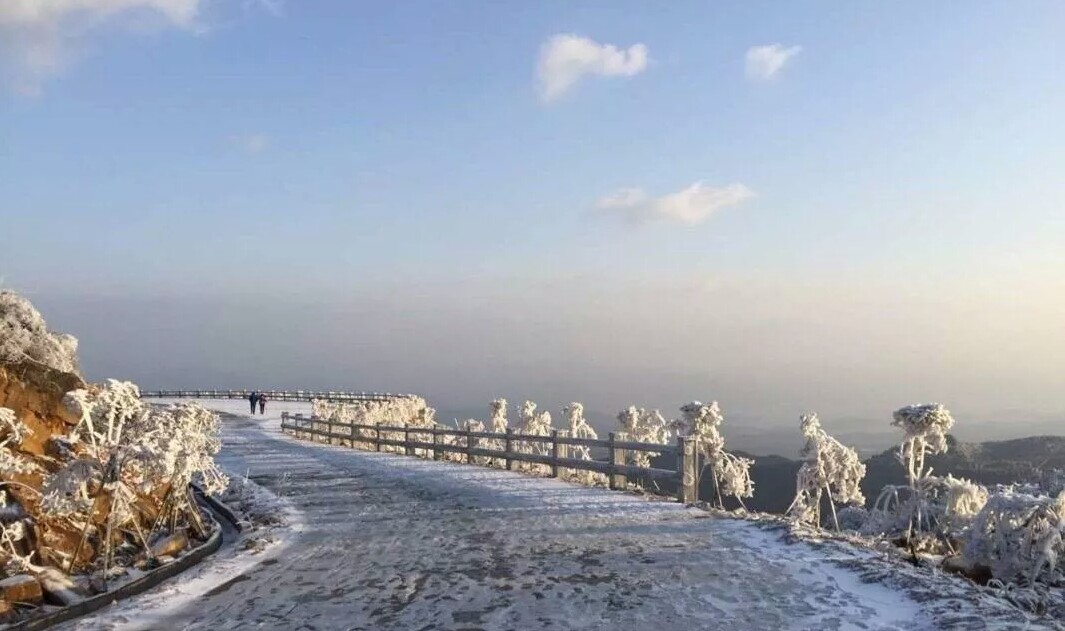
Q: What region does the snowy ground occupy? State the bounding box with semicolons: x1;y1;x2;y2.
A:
56;400;1059;631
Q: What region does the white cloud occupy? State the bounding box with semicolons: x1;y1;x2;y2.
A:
596;181;755;226
0;0;204;94
745;44;801;81
536;33;648;102
233;132;269;154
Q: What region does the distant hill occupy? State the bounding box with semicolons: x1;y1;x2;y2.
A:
651;434;1065;514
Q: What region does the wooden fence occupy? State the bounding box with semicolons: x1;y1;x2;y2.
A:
140;389;412;403
280;412;701;504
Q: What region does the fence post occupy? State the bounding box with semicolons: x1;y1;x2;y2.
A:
679;436;699;504
375;425;382;452
557;429;570;478
609;432;627;490
550;430;559;477
349;419;356;448
505;428;514;471
281;412;288;433
433;427;440;461
404;423;412;456
465;427;473;463
327;418;334;445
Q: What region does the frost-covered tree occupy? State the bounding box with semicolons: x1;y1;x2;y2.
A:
876;403;958;540
964;490;1065;584
616;406;670;468
513;401;553;473
0;290;79;374
787;413;866;530
517;401;552;453
893;404;955;488
674;401;753;508
53;381;228;574
489;399;507;433
563;403;605;485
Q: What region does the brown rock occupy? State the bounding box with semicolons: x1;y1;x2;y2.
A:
0;599;15;623
150;530;189;558
36;568;84;606
0;574;42;605
942;554;994;585
0;362;85;457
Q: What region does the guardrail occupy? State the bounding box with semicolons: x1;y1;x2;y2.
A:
140;390;413;402
280;412;701;504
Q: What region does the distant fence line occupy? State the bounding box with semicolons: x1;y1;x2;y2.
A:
140;390;414;403
280;412;701;504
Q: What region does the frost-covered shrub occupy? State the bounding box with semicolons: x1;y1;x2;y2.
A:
453;418;487;464
865;474;988;541
57;381;229;507
563;403;605;485
787;413;866;529
836;505;870;532
964;490;1065;584
517;401;552;453
0;291;79;374
870;404;960;540
0;407;32;447
0;407;38;477
892;404;955;487
0;291;231;585
674;401;753;508
484;399;508;467
1042;469;1065;497
489;399;507;433
616;406;670;468
511;401;552;474
312;396;435;453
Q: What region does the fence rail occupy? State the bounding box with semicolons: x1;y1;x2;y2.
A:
280;413;700;504
140;389;413;403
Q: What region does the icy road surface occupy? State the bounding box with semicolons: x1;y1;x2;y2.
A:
74;401;934;631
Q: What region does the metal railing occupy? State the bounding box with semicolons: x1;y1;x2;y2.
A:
280;412;700;504
140;389;413;403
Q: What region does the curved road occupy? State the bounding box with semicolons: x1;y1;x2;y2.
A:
76;405;938;630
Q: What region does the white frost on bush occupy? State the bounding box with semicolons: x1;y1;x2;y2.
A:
787;413;866;529
0;406;32;447
0;290;79;374
892;403;955;486
865;404;960;541
563;402;605;485
0;406;38;477
616;406;670;468
675;401;753;507
312;396;436;453
964;490;1065;584
47;380;229;523
489;398;508;434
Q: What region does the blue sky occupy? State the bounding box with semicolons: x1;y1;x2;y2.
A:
2;2;1064;442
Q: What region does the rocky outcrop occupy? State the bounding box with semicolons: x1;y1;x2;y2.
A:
0;291;224;624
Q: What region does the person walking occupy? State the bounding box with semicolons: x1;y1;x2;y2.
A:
249;391;258;414
258;392;268;415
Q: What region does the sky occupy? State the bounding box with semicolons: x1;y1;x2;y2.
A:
2;1;1064;449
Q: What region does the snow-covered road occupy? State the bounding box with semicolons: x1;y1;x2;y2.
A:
72;402;936;630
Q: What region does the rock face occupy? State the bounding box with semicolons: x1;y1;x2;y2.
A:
0;575;42;605
37;567;85;606
150;530;190;558
0;290;226;624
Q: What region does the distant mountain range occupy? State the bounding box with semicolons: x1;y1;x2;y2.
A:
651;434;1065;514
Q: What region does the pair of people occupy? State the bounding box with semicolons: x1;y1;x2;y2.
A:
248;391;268;415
